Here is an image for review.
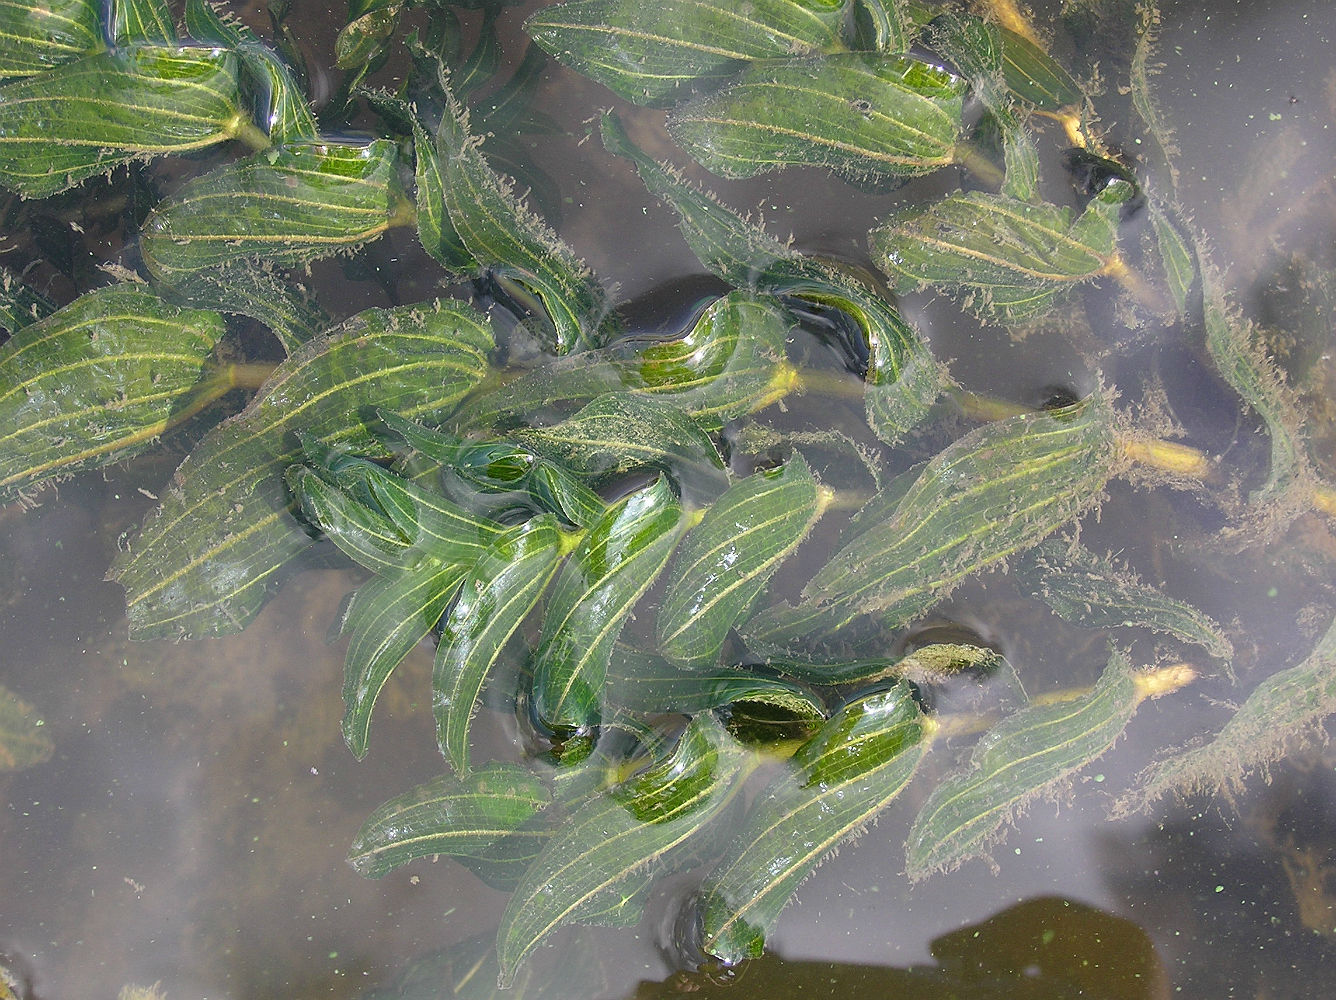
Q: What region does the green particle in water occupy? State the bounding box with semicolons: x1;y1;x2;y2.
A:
1267;587;1279;598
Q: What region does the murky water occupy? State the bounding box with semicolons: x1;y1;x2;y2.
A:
3;1;1336;998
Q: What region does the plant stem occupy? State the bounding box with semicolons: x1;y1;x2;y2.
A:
228;115;273;153
952;140;1005;189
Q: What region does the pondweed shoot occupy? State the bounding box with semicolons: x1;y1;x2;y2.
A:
1;0;1334;988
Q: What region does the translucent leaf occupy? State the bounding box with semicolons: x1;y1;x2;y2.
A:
437;94;618;354
601;112;945;444
514;392;727;494
335;5;401;71
699;682;930;963
869;178;1135;324
605;647;826;721
621;290;797;429
525;0;846;108
997;25;1085;111
348;762;551;877
1015;538;1233;664
1149;201;1194;318
657;456;829;670
435;516;565;775
0;284;225;503
412;117;473;270
850;0;915;53
108;301;494;639
744;394;1122;653
764;642;1002;687
666;53;964;180
496;712;748;985
182;0;318;143
379;412;607;528
140;139;409;282
0;0;101;79
341;561;467;759
286;465;415;574
0;683;54;772
157;260;329;355
531;477;686;734
0;45;250;198
0;266;55;333
1200;255;1312;509
1126;614;1336;812
112;0;177;46
905;651;1190;879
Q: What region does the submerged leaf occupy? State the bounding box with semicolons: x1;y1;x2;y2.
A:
1200;255;1312;510
699;682;930;962
605;648;827;721
109;301;494;639
531;477;686;734
526;0;846;107
435;516;565;775
341;562;468;759
112;0;177;46
1126;615;1336;812
0;683;54;772
1016;537;1233;664
0;45;249;198
667;52;964;180
657;456;829;670
348;762;551;877
497;712;748;985
905;651;1190;879
514;392;726;494
437;94;618;354
141;140;408;282
744;393;1123;653
869;179;1134;324
602;112;945;443
0;284;225;502
0;0;101;79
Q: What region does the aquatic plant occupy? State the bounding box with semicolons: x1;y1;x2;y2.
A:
2;0;1334;988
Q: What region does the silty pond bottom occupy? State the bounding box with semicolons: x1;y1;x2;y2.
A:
1;0;1336;997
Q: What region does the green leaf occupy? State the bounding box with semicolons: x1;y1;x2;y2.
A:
906;650;1162;879
412;117;474;270
531;477;686;734
435;516;565;775
0;45;251;198
998;25;1084;111
182;0;318;143
437;94;618;354
514;392;727;493
699;682;930;963
602;112;945;443
340;562;467;759
666;53;964;180
764;642;1002;687
286;465;414;574
658;456;828;670
348;762;551;877
335;5;401;71
869;179;1134;324
1149;201;1195;317
497;712;748;985
1126;615;1336;813
525;0;847;108
620;290;797;429
0;683;54;772
1200;254;1312;509
0;283;225;502
605;647;827;721
157;259;330;354
0;267;55;333
112;0;177;46
0;0;101;79
108;300;494;639
744;394;1122;653
140;139;408;282
850;0;915;53
1016;537;1233;663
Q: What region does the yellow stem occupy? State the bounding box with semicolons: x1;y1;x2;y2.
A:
1119;436;1216;480
227;114;273;154
952;141;1006;190
976;0;1043;46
